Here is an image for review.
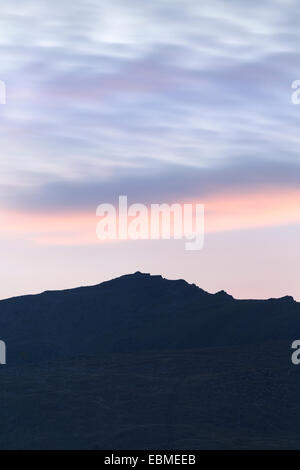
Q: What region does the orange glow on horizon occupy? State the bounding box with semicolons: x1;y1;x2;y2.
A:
0;187;300;246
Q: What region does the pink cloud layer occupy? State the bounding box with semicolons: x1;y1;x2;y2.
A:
1;187;299;245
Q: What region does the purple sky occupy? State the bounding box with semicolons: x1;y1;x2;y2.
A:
1;0;300;300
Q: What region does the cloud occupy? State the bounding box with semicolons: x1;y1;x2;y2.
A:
1;157;300;212
1;186;300;247
0;0;300;213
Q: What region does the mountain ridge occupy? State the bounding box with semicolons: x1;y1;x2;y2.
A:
0;271;300;449
0;271;299;365
1;271;295;304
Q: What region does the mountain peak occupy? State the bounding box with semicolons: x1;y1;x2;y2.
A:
268;295;295;303
215;289;233;300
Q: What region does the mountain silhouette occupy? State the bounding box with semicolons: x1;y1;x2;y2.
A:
0;271;298;363
0;272;299;449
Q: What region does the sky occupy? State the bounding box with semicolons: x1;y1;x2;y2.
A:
0;0;300;300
